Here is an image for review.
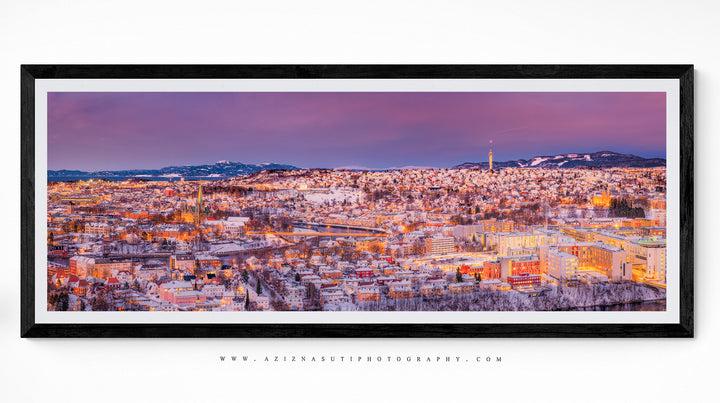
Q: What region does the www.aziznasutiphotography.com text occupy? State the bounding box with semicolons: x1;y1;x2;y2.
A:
219;354;503;365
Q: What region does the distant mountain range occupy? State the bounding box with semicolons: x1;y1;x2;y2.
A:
48;161;300;180
48;151;665;180
453;151;666;169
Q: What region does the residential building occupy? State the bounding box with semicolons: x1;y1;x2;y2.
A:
425;236;455;256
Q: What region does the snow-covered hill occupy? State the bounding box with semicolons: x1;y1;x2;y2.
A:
454;151;665;169
48;161;300;180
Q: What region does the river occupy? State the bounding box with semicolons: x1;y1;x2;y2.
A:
292;223;387;235
569;299;666;311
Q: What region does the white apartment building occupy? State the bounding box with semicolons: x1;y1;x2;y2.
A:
547;249;579;283
425;236;455;256
624;238;667;282
493;232;563;257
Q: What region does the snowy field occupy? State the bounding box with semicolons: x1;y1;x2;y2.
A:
302;188;363;204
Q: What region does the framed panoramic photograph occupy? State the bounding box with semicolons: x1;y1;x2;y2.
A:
21;65;693;337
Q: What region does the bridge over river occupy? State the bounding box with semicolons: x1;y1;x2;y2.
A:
291;220;390;235
246;231;387;238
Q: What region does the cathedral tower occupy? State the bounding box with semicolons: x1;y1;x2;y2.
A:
194;185;204;225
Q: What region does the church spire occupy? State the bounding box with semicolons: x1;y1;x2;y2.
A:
194;185;205;225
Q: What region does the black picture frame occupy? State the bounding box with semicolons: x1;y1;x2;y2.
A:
21;64;694;338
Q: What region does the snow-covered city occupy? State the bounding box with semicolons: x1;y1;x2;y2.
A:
46;161;667;312
45;91;668;313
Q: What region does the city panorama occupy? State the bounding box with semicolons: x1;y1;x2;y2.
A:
46;91;668;312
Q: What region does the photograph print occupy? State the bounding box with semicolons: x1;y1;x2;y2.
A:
22;65;693;337
46;92;669;311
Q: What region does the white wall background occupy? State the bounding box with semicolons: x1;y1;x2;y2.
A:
1;1;716;401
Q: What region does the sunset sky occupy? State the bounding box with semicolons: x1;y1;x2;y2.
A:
47;92;666;171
